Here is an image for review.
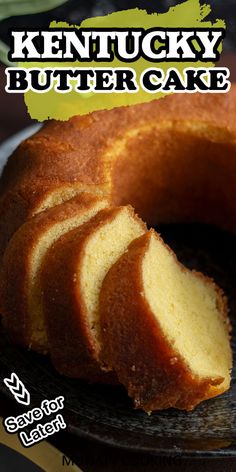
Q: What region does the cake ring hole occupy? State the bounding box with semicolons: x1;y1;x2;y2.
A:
110;121;236;232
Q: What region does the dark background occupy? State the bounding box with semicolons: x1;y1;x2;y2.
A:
0;0;235;52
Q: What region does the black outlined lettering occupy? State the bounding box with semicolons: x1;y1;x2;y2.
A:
8;27;225;63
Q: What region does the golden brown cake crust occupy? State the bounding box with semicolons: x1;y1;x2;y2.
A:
0;90;234;404
100;231;231;411
1;87;236;239
41;206;146;381
1;192;109;350
1;89;236;194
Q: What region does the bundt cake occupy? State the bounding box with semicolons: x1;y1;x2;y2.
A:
1;192;109;353
100;231;232;411
40;206;146;379
0;89;234;411
1;88;236;238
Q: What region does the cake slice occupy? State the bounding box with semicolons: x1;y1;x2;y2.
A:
100;230;232;411
41;206;146;379
1;192;109;353
0;180;107;258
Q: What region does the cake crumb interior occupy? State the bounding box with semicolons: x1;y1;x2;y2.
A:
142;233;231;386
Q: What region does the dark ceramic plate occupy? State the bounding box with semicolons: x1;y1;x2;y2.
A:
0;128;236;458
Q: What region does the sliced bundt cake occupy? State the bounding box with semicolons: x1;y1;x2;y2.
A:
100;230;232;411
41;206;146;379
0;89;234;410
1;192;109;353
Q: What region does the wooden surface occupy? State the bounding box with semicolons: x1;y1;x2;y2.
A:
0;55;236;471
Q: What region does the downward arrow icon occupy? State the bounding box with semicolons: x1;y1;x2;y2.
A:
3;373;30;406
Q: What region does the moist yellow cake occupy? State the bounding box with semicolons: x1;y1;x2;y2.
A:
40;206;146;379
1;192;109;353
0;89;234;411
100;230;232;411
